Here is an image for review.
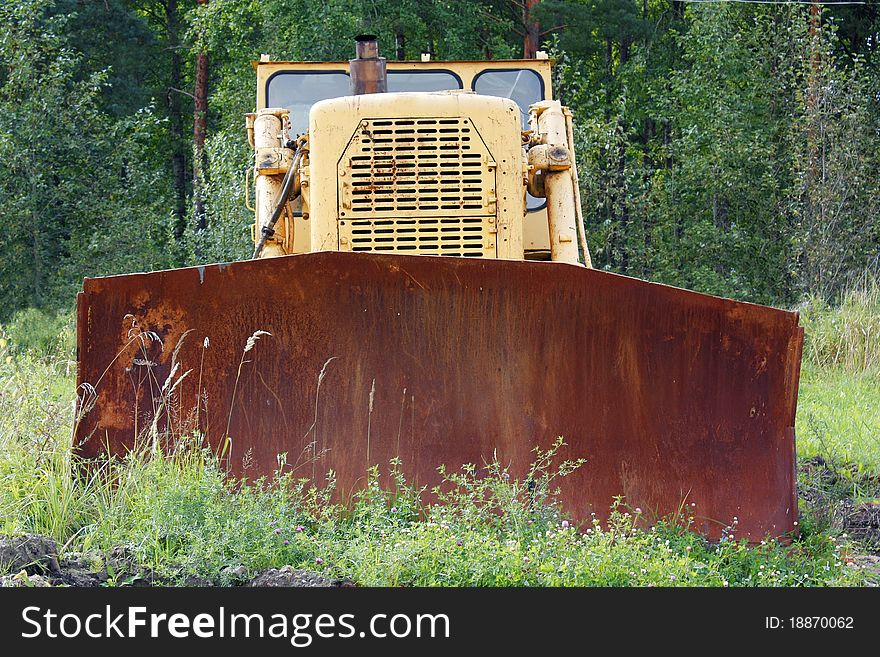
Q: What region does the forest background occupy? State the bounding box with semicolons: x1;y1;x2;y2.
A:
1;0;878;317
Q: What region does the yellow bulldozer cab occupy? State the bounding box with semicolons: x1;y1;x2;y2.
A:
251;56;554;258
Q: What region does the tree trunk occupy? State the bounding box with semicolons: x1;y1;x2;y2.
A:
192;0;209;232
165;0;187;243
395;31;405;60
523;0;541;58
672;0;685;20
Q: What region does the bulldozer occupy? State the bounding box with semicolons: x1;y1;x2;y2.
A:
75;37;803;541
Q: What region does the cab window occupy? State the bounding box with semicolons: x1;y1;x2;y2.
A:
473;69;544;127
266;71;350;136
266;69;462;136
473;69;546;211
387;70;462;93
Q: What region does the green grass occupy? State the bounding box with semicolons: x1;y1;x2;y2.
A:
795;275;880;510
796;366;880;473
0;294;878;587
798;279;880;374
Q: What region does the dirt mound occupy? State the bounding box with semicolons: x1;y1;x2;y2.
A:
845;503;880;552
0;534;352;587
0;534;61;576
798;457;880;555
0;536;154;587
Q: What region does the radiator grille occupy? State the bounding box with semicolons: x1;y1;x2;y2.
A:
339;117;495;215
343;217;490;257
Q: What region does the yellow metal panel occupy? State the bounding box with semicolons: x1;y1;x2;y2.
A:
308;92;525;259
523;208;551;257
250;59;553;258
340;217;495;258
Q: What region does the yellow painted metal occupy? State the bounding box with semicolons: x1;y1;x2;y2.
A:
251;108;295;256
308;92;524;259
528;100;580;264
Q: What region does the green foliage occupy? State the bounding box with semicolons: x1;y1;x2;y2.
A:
57;0;158;117
3;1;880;588
0;0;175;317
235;0;516;62
0;353;89;540
0;307;74;358
797;367;880;472
800;276;880;374
796;274;880;470
789;36;880;299
550;3;879;304
650;6;798;300
1;1;879;313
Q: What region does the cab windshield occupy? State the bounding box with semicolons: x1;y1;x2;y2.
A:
266;70;462;136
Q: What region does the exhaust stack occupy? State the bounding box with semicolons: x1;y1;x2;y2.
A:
350;35;387;95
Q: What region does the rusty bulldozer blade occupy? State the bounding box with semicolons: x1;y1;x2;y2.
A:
75;252;802;541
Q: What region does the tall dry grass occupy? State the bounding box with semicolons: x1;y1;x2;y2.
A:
799;275;880;374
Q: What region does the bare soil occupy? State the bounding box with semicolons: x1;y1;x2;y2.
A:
0;534;352;588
